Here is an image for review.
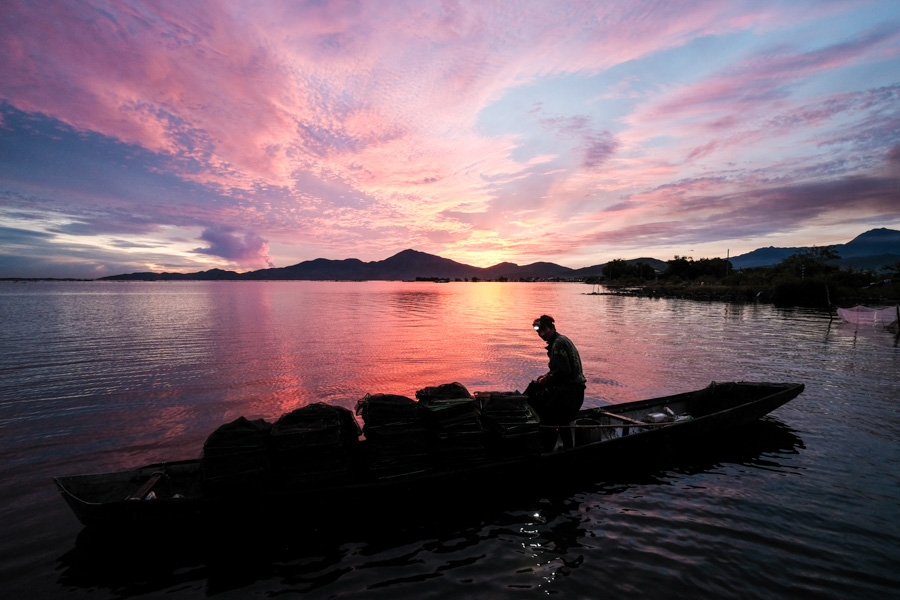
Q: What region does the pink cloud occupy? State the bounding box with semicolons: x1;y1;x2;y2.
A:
0;0;796;199
1;1;305;187
0;0;797;220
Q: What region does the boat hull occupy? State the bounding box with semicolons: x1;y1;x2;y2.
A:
54;381;804;529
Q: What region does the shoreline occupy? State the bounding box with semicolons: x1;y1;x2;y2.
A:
597;281;900;309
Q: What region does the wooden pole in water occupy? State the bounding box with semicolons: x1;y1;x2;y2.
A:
894;304;900;340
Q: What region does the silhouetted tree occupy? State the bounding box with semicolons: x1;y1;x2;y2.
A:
602;259;630;280
663;256;732;281
774;246;840;279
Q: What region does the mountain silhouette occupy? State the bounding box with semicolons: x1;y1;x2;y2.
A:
100;228;899;281
729;227;900;270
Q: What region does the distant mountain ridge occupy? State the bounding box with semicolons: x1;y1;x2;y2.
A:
101;228;899;281
101;249;578;281
729;228;900;270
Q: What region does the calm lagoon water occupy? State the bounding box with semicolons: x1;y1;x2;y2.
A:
1;281;898;598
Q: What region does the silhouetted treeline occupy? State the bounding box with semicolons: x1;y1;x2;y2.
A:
592;246;900;307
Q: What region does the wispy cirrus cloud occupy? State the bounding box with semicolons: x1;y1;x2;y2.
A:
619;24;900;169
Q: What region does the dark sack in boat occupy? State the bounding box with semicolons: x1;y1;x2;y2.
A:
415;382;472;402
201;416;273;486
355;393;419;425
415;382;486;466
416;382;478;421
270;403;361;484
478;392;542;458
355;393;429;478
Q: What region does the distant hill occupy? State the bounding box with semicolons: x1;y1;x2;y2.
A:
484;261;574;280
245;250;575;281
100;268;245;281
830;228;900;270
729;246;805;269
100;228;899;281
101;249;576;282
569;257;669;278
730;228;900;270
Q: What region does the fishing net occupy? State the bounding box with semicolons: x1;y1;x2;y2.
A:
200;416;273;488
270;403;361;485
416;382;486;467
837;305;900;327
475;391;542;458
356;394;429;479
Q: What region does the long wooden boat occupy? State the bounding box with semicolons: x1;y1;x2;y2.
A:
54;381;804;529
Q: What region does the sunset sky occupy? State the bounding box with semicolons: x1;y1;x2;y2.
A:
1;0;899;278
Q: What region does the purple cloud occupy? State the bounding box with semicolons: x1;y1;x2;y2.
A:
193;226;274;269
539;115;619;170
887;144;900;177
581;173;900;253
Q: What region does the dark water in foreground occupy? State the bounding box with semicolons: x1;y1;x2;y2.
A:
1;281;898;599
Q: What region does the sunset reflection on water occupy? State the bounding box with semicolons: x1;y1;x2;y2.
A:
167;280;734;422
0;280;827;462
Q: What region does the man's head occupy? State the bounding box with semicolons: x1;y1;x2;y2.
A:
533;314;556;340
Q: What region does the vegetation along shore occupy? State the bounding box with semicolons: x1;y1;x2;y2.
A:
590;247;900;309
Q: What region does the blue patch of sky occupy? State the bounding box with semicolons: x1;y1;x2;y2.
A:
0;104;220;207
745;9;899;98
608;30;759;91
789;42;900;100
0;225;54;243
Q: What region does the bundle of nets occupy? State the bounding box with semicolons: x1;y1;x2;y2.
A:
355;393;429;478
475;391;542;458
416;382;485;467
270;403;361;485
200;416;273;488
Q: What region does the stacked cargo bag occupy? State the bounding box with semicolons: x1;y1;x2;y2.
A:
415;382;486;467
475;392;542;458
355;393;429;479
270;403;361;485
200;416;273;490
